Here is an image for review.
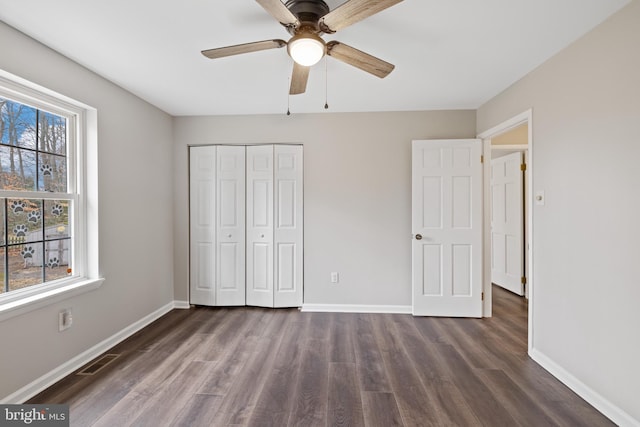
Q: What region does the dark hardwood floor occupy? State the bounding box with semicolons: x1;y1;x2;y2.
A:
30;286;614;426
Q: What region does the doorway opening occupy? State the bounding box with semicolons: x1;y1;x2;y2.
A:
479;110;533;352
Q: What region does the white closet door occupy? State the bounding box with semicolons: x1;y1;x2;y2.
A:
273;145;303;307
216;146;246;305
189;146;216;306
246;145;275;307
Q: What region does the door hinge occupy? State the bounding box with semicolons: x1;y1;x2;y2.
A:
521;276;527;284
481;292;484;301
521;163;527;171
481;155;484;163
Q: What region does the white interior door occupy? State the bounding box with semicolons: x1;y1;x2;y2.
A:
190;146;216;306
246;145;275;307
490;152;524;295
412;139;483;317
216;146;246;305
273;145;303;307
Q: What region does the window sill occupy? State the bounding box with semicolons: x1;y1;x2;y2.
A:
0;278;105;323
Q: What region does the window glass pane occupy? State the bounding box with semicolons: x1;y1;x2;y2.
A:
8;243;42;292
0;145;37;191
7;199;43;244
0;92;76;298
0;98;37;150
44;239;70;282
38;153;67;192
38;111;66;156
45;200;70;240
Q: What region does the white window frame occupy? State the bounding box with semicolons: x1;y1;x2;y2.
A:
0;70;102;322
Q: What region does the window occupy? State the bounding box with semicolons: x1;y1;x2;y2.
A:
0;71;101;319
0;97;72;292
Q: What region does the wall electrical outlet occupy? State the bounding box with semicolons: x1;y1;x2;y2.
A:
59;308;73;331
330;272;339;283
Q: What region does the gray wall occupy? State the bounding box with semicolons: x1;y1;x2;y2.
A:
477;1;640;422
173;111;476;307
0;22;175;398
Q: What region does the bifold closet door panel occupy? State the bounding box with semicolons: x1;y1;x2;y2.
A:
216;146;246;306
189;146;216;306
246;145;275;307
273;145;303;307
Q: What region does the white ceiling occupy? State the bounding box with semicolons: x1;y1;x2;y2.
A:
0;0;629;116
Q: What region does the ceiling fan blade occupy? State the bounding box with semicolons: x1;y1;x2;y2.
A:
201;39;287;59
290;62;310;95
326;41;394;78
255;0;300;27
319;0;403;33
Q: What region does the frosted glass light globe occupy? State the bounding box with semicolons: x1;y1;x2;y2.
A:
288;34;325;66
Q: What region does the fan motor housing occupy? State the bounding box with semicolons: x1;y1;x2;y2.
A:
285;0;330;33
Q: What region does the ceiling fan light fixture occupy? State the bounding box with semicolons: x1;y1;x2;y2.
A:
288;33;326;66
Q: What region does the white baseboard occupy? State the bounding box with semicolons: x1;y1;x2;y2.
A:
1;300;185;404
173;300;190;309
301;303;412;314
529;348;639;427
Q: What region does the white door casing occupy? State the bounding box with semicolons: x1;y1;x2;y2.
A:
412;139;483;317
490;152;524;296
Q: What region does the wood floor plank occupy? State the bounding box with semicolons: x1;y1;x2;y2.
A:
435;343;519;425
392;315;481;426
191;308;254;362
247;318;309;427
307;311;331;341
170;394;225;427
329;313;356;363
370;315;442;426
353;313;392;392
477;368;558;426
287;338;329;427
127;360;217;427
208;310;289;426
327;362;365;427
361;392;403;427
197;309;269;395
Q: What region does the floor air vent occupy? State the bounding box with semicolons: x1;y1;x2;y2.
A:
77;354;120;376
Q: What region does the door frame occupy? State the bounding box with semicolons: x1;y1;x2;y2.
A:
478;109;533;352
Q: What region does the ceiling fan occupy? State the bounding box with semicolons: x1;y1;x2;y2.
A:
201;0;403;95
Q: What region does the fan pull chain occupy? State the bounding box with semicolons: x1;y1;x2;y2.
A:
324;56;329;110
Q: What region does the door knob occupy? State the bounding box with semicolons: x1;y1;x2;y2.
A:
415;234;423;240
